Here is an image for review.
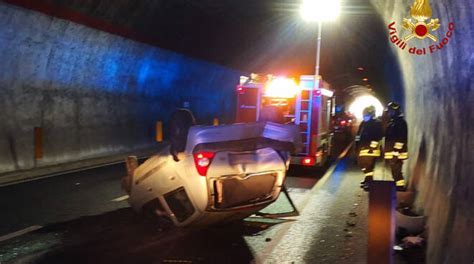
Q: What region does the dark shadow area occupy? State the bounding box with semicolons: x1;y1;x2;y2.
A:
287;165;326;178
287;132;351;178
383;46;405;107
410;136;426;191
332;131;354;156
1;208;286;264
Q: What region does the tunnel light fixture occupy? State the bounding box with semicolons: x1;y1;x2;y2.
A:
300;0;341;22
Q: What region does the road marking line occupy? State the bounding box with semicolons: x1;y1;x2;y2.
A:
111;195;129;202
296;142;354;211
0;225;43;243
254;142;354;261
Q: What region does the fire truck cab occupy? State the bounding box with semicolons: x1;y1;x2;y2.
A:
236;74;335;167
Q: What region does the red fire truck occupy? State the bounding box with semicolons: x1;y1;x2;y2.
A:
236;74;335;167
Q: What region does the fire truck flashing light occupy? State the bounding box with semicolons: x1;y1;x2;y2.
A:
264;77;299;98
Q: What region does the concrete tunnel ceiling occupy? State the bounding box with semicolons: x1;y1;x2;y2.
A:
1;0;473;262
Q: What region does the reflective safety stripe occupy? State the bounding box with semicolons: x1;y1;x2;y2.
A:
395;179;405;187
385;151;408;159
370;141;379;148
359;153;381;157
398;152;408;159
359;149;381;157
394;142;404;150
365;172;374;176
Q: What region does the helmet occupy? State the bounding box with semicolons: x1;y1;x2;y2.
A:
387;102;400;111
387;102;401;116
363;105;376;117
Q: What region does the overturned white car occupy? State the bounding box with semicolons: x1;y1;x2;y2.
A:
123;112;301;227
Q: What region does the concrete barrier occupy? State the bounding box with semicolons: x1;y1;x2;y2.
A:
0;3;241;182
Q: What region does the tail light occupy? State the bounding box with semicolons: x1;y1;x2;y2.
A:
193;152;215;176
301;157;316;166
340;120;347;126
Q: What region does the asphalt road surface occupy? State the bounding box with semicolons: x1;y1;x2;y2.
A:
0;164;324;264
0;132;353;263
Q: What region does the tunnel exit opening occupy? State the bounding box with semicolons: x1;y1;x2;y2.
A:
347;95;384;120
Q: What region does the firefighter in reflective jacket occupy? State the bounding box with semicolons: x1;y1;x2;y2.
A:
356;106;383;189
384;102;408;190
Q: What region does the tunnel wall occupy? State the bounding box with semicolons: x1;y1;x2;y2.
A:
0;3;241;176
372;0;473;263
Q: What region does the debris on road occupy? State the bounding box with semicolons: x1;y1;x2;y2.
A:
402;235;424;247
393;245;404;251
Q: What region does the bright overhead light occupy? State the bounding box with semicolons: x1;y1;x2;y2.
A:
300;0;341;22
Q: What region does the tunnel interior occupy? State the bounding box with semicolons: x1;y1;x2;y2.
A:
0;0;472;262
